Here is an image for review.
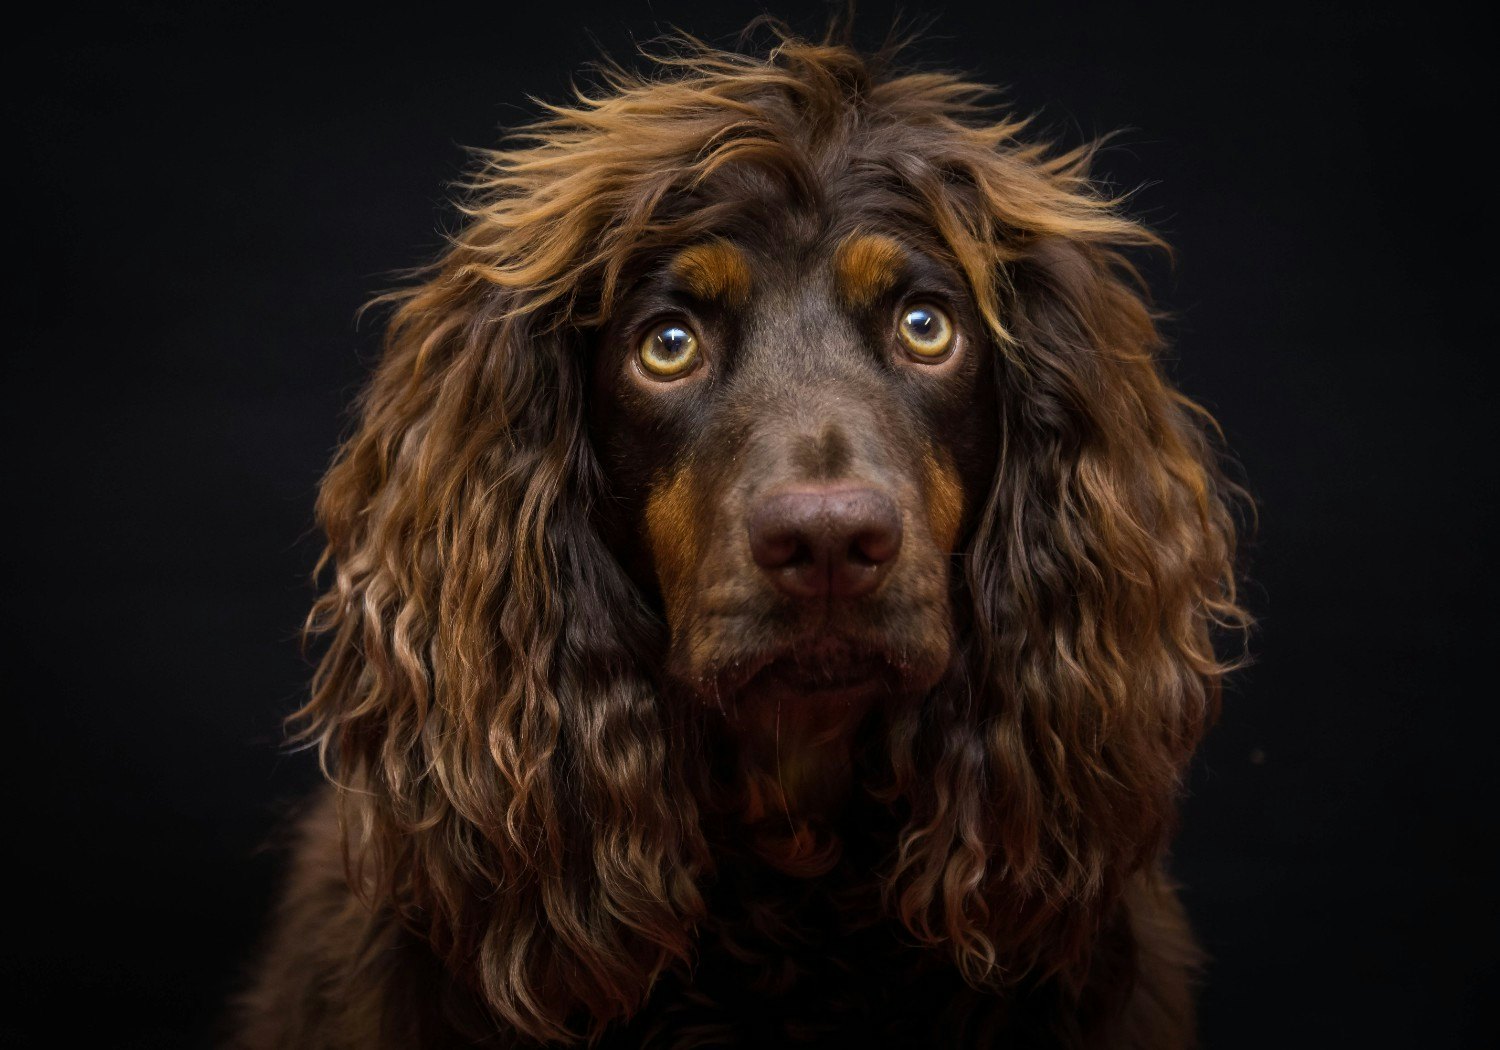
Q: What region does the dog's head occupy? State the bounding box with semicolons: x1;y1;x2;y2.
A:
593;213;998;804
297;34;1247;1042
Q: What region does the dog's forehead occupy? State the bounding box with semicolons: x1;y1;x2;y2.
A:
735;272;865;380
658;222;934;315
650;168;952;294
699;244;883;388
706;231;913;305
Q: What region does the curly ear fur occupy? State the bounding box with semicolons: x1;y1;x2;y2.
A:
281;28;1247;1043
295;268;709;1041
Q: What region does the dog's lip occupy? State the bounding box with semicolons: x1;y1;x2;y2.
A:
709;641;899;699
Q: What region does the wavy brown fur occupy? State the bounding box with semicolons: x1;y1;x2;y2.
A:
233;27;1247;1049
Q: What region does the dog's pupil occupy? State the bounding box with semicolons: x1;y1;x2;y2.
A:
657;327;691;358
906;310;934;337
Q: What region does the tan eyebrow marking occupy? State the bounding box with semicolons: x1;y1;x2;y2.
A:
669;239;753;307
833;233;907;309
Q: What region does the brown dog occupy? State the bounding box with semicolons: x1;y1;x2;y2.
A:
233;30;1247;1049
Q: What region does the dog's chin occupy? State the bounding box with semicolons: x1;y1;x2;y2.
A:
694;634;951;712
740;646;897;707
677;633;951;852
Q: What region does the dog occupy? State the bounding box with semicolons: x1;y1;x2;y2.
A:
232;29;1248;1049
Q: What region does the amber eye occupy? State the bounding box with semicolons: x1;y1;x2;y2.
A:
897;304;955;359
638;322;700;378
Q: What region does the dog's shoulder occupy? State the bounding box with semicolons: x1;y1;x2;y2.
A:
227;789;487;1050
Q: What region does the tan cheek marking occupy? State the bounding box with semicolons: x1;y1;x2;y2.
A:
644;464;702;632
833;233;906;310
669;239;752;307
924;448;965;553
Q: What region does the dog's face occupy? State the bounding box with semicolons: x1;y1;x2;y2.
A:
593;217;998;741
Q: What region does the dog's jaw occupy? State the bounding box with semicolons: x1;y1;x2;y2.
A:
720;679;877;876
687;637;936;876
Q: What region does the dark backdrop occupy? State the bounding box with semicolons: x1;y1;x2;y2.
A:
4;2;1491;1046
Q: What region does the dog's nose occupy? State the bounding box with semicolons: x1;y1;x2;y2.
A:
747;485;903;599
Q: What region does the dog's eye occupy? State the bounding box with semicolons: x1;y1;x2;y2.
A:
897;305;955;359
639;323;701;378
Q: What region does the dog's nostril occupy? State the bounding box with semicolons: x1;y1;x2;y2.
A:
747;485;903;600
756;533;816;572
852;523;901;567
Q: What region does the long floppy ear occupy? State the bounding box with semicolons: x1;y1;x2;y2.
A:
885;140;1248;991
293;258;707;1042
982;231;1247;967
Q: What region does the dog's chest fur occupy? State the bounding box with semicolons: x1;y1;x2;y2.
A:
603;862;1136;1049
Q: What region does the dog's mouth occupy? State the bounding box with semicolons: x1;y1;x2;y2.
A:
712;639;902;705
753;653;889;699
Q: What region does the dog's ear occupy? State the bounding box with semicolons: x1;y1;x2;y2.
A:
887;162;1248;988
295;263;706;1041
986;230;1247;925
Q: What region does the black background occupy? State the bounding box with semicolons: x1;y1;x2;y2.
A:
5;2;1492;1046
